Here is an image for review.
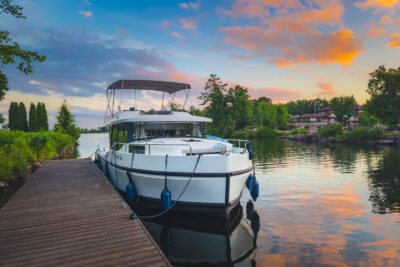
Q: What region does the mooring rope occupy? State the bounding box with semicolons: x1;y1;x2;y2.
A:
130;154;202;220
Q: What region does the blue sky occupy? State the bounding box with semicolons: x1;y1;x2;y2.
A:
1;0;400;128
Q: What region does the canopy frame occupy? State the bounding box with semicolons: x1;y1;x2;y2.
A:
105;80;191;121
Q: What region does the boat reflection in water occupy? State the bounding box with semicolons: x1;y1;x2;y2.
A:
137;201;260;266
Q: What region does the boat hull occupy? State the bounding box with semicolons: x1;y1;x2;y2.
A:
97;152;252;217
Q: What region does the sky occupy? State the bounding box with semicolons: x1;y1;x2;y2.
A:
1;0;400;128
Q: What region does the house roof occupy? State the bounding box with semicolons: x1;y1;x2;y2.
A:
299;113;325;118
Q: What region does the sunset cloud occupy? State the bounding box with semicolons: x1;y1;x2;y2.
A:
78;10;93;18
388;33;400;47
179;2;199;9
318;83;336;95
171;32;185;39
219;0;362;67
366;28;388;38
219;26;362;66
355;0;399;9
229;54;254;60
179;18;196;30
380;15;393;24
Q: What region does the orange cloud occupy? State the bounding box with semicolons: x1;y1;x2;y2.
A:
318;83;336;95
171;32;185;39
388;33;400;47
380;15;393;24
78;10;93;18
219;26;362;66
355;0;399;9
223;0;298;21
179;2;199;9
179;18;196;30
297;67;308;72
219;0;361;67
229;54;254;60
366;28;388;38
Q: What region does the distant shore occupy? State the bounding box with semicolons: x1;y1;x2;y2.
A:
284;133;400;147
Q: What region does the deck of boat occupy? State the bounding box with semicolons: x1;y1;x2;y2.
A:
0;158;170;266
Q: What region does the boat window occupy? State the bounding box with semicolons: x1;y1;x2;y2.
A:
129;145;145;154
142;123;204;138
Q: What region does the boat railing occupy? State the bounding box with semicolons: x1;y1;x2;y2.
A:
110;142;193;155
226;139;248;148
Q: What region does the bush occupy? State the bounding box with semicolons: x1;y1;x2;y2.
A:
342;128;383;141
254;126;278;138
0;131;75;181
318;124;343;137
231;130;248;139
288;128;309;135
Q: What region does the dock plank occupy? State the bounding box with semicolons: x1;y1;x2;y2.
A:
0;159;170;267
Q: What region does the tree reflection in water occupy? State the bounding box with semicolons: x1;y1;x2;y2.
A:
367;149;400;214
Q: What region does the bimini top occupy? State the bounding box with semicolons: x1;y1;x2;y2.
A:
107;80;191;94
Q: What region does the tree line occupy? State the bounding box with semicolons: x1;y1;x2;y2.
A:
199;74;290;137
8;102;48;131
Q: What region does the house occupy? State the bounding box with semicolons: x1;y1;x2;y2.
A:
290;107;337;132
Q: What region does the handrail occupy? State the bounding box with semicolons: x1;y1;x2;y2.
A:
226;139;248;149
110;142;193;155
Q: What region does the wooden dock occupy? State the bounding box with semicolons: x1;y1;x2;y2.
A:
0;159;170;266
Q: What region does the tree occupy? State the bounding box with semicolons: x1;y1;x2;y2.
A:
17;102;28;131
286;98;329;115
37;102;49;131
54;100;80;141
359;111;379;128
275;104;291;129
0;113;4;123
365;65;400;129
8;102;17;130
199;74;229;136
0;0;46;100
226;85;253;130
28;103;37;132
330;96;357;122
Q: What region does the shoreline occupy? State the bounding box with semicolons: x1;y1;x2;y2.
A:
284;133;400;147
0;145;77;208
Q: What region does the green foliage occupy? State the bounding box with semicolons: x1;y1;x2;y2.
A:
342;128;383;141
17;102;28;131
286;98;329;115
226;85;253;130
54;100;80;142
359;111;379;128
0;131;74;181
79;126;108;134
28;103;37;132
8;102;17;130
254;125;278;138
276;104;291;129
288;128;309;135
0;0;46;100
199;74;229;136
318;124;343;137
0;113;4;123
199;74;291;137
37;102;49;131
329;96;357;122
365;65;400;129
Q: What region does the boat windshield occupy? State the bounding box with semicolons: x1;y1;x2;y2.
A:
109;122;206;148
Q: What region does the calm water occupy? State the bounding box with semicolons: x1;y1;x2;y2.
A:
83;134;400;266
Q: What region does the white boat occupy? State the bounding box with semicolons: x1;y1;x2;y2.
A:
96;80;256;217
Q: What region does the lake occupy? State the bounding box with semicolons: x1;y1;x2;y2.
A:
34;134;400;265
